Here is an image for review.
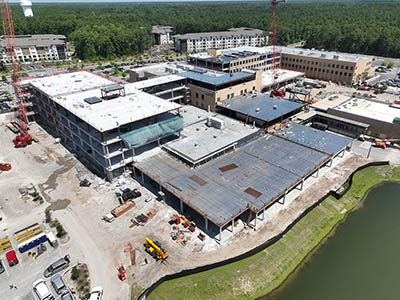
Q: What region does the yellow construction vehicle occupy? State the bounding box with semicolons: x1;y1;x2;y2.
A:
144;238;168;261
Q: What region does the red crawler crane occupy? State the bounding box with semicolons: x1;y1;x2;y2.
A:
269;0;286;98
1;0;32;147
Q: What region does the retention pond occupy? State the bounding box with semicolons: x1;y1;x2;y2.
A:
261;182;400;300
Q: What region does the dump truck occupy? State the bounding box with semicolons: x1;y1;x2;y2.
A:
144;238;168;261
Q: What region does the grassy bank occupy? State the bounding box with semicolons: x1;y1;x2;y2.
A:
133;165;400;300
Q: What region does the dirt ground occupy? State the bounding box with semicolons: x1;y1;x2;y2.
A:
0;121;371;299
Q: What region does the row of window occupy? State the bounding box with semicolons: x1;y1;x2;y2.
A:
188;36;263;43
231;57;262;66
282;56;354;70
282;62;353;77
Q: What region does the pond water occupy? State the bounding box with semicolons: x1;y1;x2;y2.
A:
261;182;400;300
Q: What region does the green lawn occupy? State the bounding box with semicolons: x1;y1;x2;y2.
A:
132;165;400;300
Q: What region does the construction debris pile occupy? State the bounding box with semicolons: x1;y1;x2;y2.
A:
18;184;43;205
169;214;203;246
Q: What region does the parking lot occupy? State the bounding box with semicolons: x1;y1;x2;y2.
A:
0;235;77;300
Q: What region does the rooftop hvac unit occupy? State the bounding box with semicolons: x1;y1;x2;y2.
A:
320;53;326;58
207;116;224;129
333;55;340;59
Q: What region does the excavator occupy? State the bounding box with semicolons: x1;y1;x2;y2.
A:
144;238;168;261
375;139;400;149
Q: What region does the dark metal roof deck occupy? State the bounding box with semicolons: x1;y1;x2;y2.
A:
273;122;353;155
135;135;330;228
180;71;253;87
218;93;304;123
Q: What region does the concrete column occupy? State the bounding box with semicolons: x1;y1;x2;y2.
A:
258;208;265;221
133;167;136;177
314;167;319;178
232;219;234;233
328;158;333;167
180;199;183;213
339;149;345;158
253;212;257;229
298;178;304;191
280;191;287;205
219;227;222;241
141;172;144;183
204;217;208;233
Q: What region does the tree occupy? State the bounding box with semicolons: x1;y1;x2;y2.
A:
71;266;81;280
45;209;52;223
56;224;67;237
381;61;387;67
1;74;7;82
388;62;395;68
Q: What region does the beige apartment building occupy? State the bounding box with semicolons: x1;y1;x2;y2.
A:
280;47;372;84
179;69;262;111
188;47;278;74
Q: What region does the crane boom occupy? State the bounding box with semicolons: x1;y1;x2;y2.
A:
1;0;31;147
270;0;286;98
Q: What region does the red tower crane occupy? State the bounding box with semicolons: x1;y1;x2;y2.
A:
269;0;286;98
1;0;32;147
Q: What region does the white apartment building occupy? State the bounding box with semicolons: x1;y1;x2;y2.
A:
0;34;67;63
173;27;266;53
152;25;174;45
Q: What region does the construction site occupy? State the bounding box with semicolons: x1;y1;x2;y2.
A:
1;0;400;299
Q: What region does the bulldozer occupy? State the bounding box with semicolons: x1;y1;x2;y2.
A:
144;238;168;261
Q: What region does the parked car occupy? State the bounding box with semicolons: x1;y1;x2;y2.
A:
44;255;70;278
61;290;74;300
89;286;103;300
0;163;12;171
357;86;371;91
5;250;18;266
33;279;55;300
0;259;4;274
50;274;66;294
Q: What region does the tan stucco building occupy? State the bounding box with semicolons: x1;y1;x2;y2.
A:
280;47;373;84
180;69;262;111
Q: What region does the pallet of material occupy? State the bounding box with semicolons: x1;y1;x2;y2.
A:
15;224;42;243
0;236;12;253
135;214;149;225
6;122;19;134
111;201;136;217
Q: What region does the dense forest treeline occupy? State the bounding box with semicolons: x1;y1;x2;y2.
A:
5;1;400;60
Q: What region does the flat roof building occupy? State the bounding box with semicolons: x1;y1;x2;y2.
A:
188;47;277;73
135;131;347;240
22;71;182;180
125;75;188;104
217;92;304;127
173;28;266;53
0;34;67;63
179;68;262;111
164;114;260;167
280;47;373;84
328;98;400;139
152;25;173;45
128;62;195;82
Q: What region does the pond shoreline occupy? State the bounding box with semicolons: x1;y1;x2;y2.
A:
261;179;400;299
